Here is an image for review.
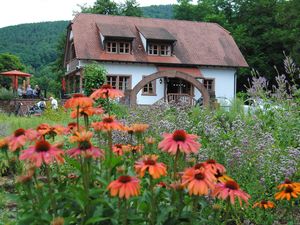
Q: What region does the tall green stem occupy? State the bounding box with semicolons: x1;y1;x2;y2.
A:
150;177;156;225
45;165;57;216
77;105;80;132
173;148;180;180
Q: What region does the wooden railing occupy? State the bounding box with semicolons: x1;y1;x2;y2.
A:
167;93;196;106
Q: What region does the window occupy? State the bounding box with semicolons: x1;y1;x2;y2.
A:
119;42;130;54
106;41;131;54
106;42;118;53
148;43;172;56
142;76;156;95
107;75;131;91
67;42;76;61
148;44;159;55
203;79;214;91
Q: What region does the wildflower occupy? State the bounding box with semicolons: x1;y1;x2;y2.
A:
91;116;124;132
204;159;226;174
169;181;184;190
19;140;64;167
107;175;140;199
16;169;35;184
181;167;215;196
156;182;168;188
122;144;143;154
90;84;124;100
0;138;8;149
145;137;156;145
70;106;104;119
275;186;300;201
215;171;233;183
7;128;39;152
212;180;250;206
68;131;104;159
135;155;167;179
37;123;65;138
253;200;275;209
113;144;124;156
64;93;94;109
66;122;83;134
158;130;201;155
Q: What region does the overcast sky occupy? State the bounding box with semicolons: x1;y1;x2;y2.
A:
0;0;197;28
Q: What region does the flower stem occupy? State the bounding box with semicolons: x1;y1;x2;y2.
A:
122;199;128;225
77;106;80;132
150;177;156;225
45;165;57;216
173;148;180;179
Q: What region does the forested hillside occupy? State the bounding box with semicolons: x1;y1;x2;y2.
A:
142;4;173;19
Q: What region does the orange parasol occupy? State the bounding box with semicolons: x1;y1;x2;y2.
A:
0;70;31;91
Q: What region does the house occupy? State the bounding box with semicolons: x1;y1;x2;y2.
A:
63;13;248;106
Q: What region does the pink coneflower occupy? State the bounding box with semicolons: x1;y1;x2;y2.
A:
64;93;94;109
134;155;167;179
158;130;201;155
91;116;124;132
112;144;124;156
204;159;226;174
19;140;65;167
212;180;250;206
7;128;39;152
37;123;65;138
90;84;124;100
107;175;140;199
68;131;104;159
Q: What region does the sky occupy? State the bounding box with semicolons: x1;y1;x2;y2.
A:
0;0;197;28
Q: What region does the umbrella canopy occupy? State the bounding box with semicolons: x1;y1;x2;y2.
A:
0;70;31;77
0;70;32;91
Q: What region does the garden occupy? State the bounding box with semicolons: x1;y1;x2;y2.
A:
0;64;299;225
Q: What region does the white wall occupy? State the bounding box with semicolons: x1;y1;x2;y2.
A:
200;67;236;100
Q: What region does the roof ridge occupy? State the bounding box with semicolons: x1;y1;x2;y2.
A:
76;13;219;26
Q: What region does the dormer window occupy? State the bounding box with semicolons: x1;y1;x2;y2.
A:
148;43;171;56
106;41;131;54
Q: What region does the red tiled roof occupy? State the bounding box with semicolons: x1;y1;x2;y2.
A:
71;14;248;68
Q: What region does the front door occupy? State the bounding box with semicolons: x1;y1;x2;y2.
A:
166;78;192;94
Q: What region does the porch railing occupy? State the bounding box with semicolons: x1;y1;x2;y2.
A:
167;93;197;106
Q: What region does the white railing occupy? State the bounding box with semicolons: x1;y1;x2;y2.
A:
167;93;196;106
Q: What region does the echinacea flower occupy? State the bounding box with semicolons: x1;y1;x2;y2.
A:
212;180;250;206
275;186;300;201
70;106;104;119
181;166;215;196
90;84;124;100
145;137;156;145
91;116;124;132
37;123;65;138
0;138;8;149
158;130;201;155
204;159;226;175
134;155;167;179
122;144;144;154
215;170;233;183
7;128;39;152
68;131;104;159
107;175;140;199
112;144;124;156
277;179;300;190
19;140;65;167
253;200;275;209
64;93;94;109
126;124;149;134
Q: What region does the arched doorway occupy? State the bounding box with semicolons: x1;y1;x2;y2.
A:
130;70;210;106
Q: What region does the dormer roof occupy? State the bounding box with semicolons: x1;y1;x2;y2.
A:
69;13;248;68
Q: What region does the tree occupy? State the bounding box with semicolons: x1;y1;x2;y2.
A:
83;63;107;96
174;0;197;21
83;0;119;15
120;0;143;17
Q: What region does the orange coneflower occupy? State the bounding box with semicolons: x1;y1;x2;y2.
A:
64;93;94;109
212;180;250;206
107;175;140;199
277;179;300;190
90;84;124;100
134;155;167;179
91;116;124;132
0;138;8;149
181;166;215;196
112;144;124;156
19;140;64;167
7;128;39;152
253;200;275;209
37;123;65;138
158;130;201;155
70;106;104;119
204;159;226;175
122;144;144;154
145;137;156;145
68;131;104;159
214;170;233;183
275;186;300;201
126;124;149;134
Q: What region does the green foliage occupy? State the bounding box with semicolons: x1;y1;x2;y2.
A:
119;0;143;17
83;63;107;96
0;87;14;100
142;4;173;19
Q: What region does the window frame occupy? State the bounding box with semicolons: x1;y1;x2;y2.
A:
203;78;215;92
147;43;172;56
141;76;157;96
106;74;132;92
106;41;131;54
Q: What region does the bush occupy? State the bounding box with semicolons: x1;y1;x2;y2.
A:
0;87;14;100
83;63;107;96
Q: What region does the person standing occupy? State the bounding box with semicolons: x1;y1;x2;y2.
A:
49;96;58;110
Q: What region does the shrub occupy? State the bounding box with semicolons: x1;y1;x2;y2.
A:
83;63;107;96
0;87;14;100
